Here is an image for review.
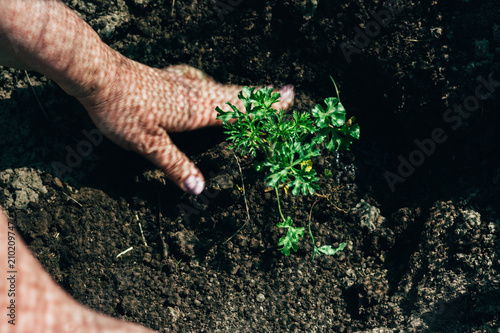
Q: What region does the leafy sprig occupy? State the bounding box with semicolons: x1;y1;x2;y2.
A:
216;79;359;258
312;96;361;151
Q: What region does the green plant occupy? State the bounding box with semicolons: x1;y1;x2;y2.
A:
216;78;359;259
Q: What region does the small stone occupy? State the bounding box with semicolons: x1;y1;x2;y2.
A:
53;177;64;189
142;252;152;264
194;299;202;307
430;27;442;38
167;307;181;323
134;0;152;5
230;264;239;275
488;222;496;233
351;199;386;232
256;293;265;303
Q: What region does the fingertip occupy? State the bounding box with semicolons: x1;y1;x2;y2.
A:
181;174;205;195
279;84;295;102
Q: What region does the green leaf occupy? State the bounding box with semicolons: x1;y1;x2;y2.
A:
312;132;327;145
314;242;346;257
324;98;346;127
289;171;319;195
312;97;347;130
239;86;256;111
215;105;236;124
346;123;361;139
265;168;290;189
277;217;305;256
276;216;293;228
311;104;328;128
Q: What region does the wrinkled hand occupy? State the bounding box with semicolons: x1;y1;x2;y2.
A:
78;60;294;194
0;1;295;332
0;0;294;195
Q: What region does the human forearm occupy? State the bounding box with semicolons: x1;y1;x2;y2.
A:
0;0;118;99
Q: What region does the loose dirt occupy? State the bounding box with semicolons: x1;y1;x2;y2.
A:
1;1;499;332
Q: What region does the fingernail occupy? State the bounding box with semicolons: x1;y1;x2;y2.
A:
280;84;295;102
183;175;205;195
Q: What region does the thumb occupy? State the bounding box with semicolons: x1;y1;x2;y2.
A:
137;131;205;195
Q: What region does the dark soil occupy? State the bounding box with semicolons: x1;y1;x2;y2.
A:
1;0;499;332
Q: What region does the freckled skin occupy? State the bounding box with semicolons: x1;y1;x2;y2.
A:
0;0;294;194
0;0;294;332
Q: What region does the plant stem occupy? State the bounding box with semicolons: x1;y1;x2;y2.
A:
330;76;340;101
274;187;286;222
223;152;251;244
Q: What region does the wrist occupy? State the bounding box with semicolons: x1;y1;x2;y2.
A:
54;44;122;101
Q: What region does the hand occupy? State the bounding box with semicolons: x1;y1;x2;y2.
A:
0;0;294;195
77;61;294;195
0;1;295;332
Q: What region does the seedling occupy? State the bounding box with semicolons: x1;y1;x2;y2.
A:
216;78;359;259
